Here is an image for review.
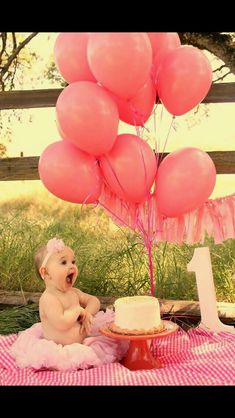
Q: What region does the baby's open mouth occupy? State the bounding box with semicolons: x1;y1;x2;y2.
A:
66;273;74;284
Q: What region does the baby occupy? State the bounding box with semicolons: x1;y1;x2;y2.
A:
35;238;101;345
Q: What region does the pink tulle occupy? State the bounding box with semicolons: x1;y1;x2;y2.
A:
10;309;129;371
98;185;235;245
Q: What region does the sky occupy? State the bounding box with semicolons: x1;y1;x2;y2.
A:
1;33;235;200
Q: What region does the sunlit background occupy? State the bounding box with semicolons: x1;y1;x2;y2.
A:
1;33;234;201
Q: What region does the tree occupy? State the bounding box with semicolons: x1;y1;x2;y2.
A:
0;32;38;91
1;32;235;91
178;32;235;82
0;33;40;155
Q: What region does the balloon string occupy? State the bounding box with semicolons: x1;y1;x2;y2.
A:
129;102;146;133
100;156;128;198
80;159;101;207
135;197;156;295
136;201;155;294
146;242;155;296
138;143;149;200
129;103;142;138
135;125;141;138
159;115;175;166
153;97;160;157
157;103;164;158
153;107;158;156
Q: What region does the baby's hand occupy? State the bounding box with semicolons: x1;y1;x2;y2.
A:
77;307;85;323
78;308;93;335
64;304;83;325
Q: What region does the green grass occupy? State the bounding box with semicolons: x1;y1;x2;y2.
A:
0;303;40;335
0;191;234;303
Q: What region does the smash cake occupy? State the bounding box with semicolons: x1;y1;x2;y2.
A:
109;296;164;335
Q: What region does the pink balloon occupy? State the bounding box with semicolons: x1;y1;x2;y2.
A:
87;33;152;100
99;134;157;203
54;33;96;83
147;32;181;85
155;147;216;217
39;141;102;204
56;81;119;157
111;78;156;126
157;45;212;116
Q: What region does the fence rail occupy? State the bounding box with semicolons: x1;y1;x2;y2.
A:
0;151;235;181
0;290;234;322
1;83;235;110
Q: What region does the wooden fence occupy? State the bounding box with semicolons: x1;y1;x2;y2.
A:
1;82;235;110
0;290;234;323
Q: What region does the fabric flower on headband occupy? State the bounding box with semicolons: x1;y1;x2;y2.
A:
46;238;65;253
41;238;65;268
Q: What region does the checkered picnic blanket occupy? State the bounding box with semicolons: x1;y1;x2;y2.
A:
0;327;234;385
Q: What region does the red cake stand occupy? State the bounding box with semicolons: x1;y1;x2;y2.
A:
100;320;178;371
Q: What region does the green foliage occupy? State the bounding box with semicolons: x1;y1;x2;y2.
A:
44;60;67;87
0;304;39;335
0;193;234;303
153;238;235;302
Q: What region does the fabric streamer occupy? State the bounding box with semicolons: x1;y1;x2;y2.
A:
99;187;235;246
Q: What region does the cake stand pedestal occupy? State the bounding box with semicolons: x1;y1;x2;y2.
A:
100;320;178;371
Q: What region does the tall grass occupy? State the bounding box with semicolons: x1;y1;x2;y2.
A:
0;191;234;302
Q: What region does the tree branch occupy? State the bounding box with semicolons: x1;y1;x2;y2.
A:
213;64;226;73
11;32;17;51
213;71;232;83
0;32;7;63
0;33;38;84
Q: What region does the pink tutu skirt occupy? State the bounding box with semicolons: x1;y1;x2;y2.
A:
10;309;129;371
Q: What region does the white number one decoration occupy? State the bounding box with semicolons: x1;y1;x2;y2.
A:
187;247;235;334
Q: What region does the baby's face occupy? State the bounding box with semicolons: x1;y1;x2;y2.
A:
46;247;78;292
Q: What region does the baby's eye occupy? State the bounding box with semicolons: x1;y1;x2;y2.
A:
72;260;76;264
61;260;67;265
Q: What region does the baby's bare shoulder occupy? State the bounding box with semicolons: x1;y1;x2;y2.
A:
72;287;81;296
40;290;59;305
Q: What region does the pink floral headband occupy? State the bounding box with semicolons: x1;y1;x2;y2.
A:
41;238;65;268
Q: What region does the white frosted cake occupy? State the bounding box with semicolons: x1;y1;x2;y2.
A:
110;296;164;335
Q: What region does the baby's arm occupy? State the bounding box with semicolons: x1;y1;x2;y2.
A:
40;293;82;331
74;289;101;334
75;289;101;315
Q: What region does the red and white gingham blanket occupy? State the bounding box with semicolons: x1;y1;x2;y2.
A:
0;327;234;385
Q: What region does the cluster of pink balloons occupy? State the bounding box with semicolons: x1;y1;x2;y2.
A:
39;32;216;217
